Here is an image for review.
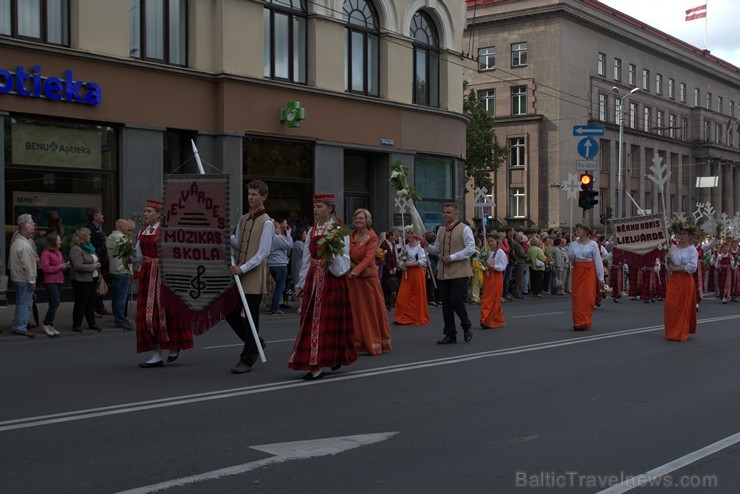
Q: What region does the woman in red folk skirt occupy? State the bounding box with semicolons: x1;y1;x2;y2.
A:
393;229;430;326
664;222;698;341
480;235;507;329
568;224;605;331
135;199;193;368
289;194;357;380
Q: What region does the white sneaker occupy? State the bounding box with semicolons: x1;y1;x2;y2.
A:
51;326;60;336
43;324;55;337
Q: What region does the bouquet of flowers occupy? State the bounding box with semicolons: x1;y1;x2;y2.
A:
375;248;386;260
111;235;136;275
390;161;421;201
316;224;351;272
599;280;614;297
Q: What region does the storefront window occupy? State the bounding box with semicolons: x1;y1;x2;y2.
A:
3;116;118;261
243;137;313;224
414;155;453;231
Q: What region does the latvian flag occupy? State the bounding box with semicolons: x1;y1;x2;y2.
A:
685;4;706;21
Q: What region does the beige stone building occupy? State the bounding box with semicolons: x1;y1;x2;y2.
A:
1;0;468;270
464;0;740;232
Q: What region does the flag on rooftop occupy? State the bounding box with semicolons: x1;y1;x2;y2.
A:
685;4;707;22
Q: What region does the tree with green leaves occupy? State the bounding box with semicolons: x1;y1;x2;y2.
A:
463;86;508;193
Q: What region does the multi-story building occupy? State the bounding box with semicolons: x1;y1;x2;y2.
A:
1;0;466;266
465;0;740;232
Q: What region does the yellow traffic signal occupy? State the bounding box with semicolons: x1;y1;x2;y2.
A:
580;173;592;186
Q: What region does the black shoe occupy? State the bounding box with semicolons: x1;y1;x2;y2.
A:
116;322;133;331
89;325;102;332
72;327;83;333
167;350;180;363
464;331;473;342
437;336;457;345
139;361;164;368
331;365;342;371
573;326;587;332
302;371;324;381
480;324;490;329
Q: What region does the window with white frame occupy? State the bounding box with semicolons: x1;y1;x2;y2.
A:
629;102;637;128
509;137;525;167
656;110;664;135
0;0;69;45
509;187;525;218
643;106;651;132
642;69;650;91
656;74;663;95
343;0;379;95
732;100;736;118
668;78;675;99
703;120;709;141
668;113;676;138
615;98;623;124
715;123;722;144
511;86;527;115
682;117;688;141
478;46;495;70
130;0;187;65
613;58;622;81
479;89;495;115
599;94;608;122
717;95;723;113
694;88;700;106
628;64;636;86
597;53;606;76
511;42;527;67
706;92;711;110
680;83;686;103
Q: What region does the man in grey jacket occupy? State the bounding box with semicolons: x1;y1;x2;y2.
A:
9;214;38;337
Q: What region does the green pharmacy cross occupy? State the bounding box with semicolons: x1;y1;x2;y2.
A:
280;101;306;128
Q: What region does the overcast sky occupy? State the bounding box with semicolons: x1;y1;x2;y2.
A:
598;0;740;67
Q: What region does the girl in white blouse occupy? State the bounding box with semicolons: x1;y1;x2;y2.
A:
664;224;699;341
568;224;605;331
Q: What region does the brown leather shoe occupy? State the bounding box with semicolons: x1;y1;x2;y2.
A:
12;329;36;338
230;361;251;374
246;338;268;367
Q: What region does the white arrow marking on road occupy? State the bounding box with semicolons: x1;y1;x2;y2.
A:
116;432;398;494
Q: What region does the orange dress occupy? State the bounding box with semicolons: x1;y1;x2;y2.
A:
346;229;392;354
393;243;430;325
664;245;698;341
569;240;604;331
480;249;506;329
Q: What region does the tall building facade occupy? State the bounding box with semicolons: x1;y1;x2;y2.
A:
1;0;467;266
465;0;740;231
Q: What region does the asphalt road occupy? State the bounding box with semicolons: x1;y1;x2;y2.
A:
1;295;739;493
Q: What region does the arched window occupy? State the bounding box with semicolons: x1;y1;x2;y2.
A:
410;11;439;107
263;0;307;84
343;0;379;96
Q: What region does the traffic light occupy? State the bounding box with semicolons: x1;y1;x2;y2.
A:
578;173;599;210
599;213;606;225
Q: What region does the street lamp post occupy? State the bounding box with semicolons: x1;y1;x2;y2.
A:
614;86;640;219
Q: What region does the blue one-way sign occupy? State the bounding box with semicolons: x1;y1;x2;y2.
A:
573;125;605;136
577;137;598;159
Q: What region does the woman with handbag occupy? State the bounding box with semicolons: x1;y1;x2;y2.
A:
69;227;102;333
528;237;547;298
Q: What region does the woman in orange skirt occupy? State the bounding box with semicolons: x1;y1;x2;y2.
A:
568;224;605;331
393;229;430;326
346;209;392;355
480;235;507;329
664;222;698;341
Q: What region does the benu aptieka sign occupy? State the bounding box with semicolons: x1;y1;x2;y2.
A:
0;65;101;106
612;214;667;255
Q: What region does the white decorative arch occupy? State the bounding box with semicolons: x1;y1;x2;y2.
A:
401;0;459;52
329;0;400;33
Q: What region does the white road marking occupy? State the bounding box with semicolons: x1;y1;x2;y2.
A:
511;311;564;318
116;432;398;494
1;314;739;433
597;431;740;493
201;338;295;350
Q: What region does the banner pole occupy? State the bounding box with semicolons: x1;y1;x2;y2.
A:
191;140;265;363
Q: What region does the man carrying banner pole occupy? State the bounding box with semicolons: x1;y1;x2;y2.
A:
226;180;273;374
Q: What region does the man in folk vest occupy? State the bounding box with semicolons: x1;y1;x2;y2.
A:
427;203;476;344
227;180;274;374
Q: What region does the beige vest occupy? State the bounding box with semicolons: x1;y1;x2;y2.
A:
437;222;473;280
236;212;270;295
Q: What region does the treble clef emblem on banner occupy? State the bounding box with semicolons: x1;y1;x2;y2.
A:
189;265;207;299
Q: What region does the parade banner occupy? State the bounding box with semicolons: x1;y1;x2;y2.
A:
159;174;240;334
612;214;667;255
